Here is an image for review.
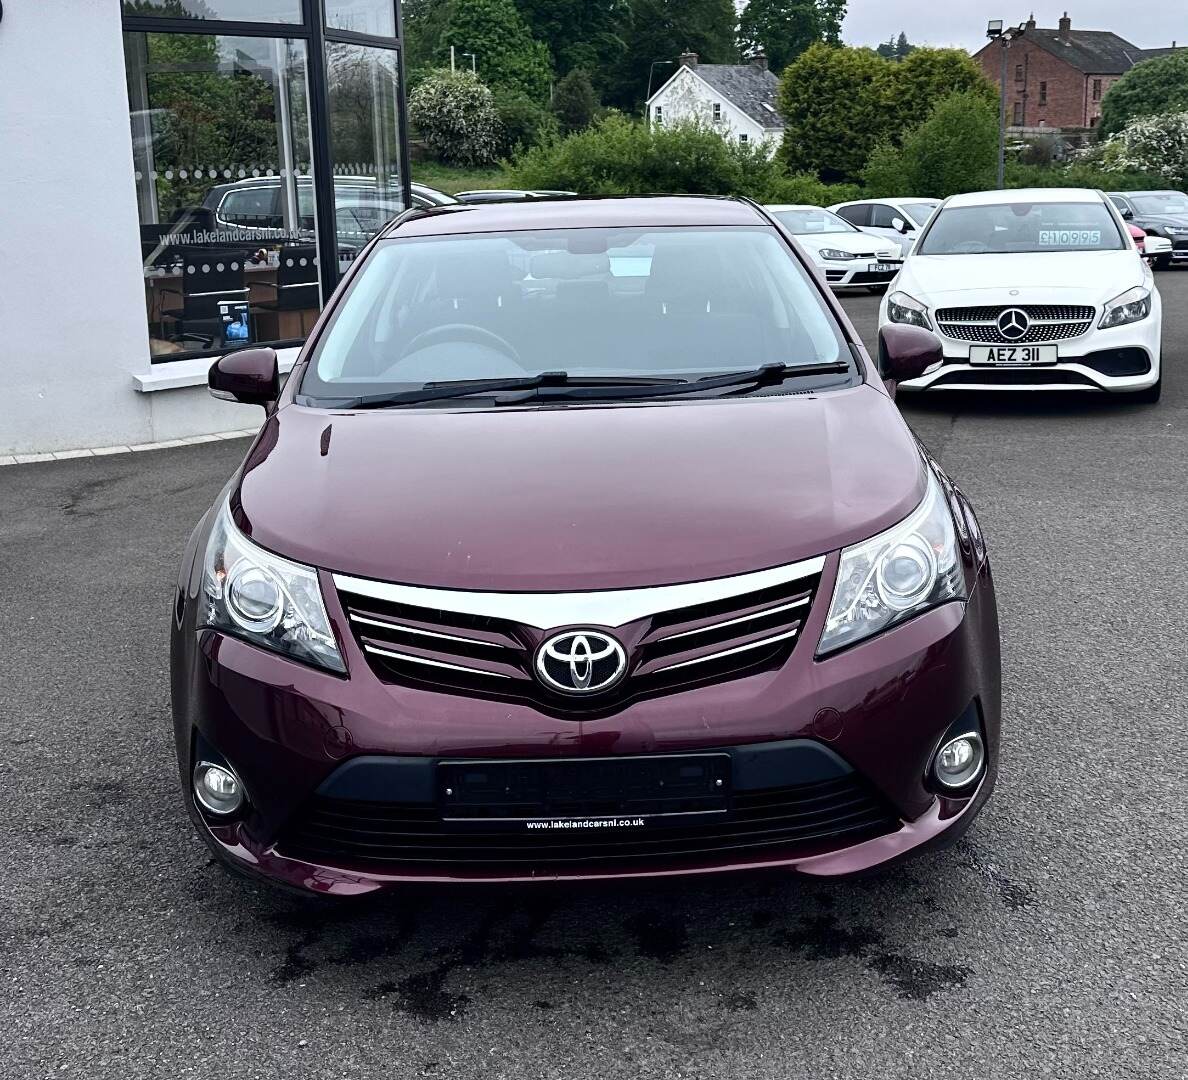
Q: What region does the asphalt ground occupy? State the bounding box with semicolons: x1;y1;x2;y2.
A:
2;273;1186;1079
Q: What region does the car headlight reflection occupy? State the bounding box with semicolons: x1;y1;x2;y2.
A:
201;502;346;672
1099;286;1152;328
818;472;967;656
887;290;932;330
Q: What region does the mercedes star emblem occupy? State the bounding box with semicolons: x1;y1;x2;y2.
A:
997;307;1030;341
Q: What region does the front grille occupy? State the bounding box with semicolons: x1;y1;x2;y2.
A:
338;568;820;711
278;773;899;870
937;304;1095;344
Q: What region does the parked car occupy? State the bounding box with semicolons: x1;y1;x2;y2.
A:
453;189;577;203
881;187;1162;401
410;182;458;209
829;197;942;257
1107;190;1188;270
180;195;1001;897
766;204;902;292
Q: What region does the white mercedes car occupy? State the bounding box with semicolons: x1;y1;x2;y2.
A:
767;204;902;292
879;188;1162;402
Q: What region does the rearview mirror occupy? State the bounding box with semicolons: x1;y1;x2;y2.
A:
878;324;943;388
208;347;279;409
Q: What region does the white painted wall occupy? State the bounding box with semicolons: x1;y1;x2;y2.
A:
0;1;264;455
647;66;783;153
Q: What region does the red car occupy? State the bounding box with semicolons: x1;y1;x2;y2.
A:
175;196;1001;896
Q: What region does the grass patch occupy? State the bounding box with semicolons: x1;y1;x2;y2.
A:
412;161;514;195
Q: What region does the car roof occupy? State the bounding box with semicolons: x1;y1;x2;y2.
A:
832;197;938;206
384;196;768;237
944;187;1105;207
1107;189;1184;197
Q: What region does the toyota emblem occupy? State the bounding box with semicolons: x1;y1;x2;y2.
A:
997;307;1030;341
535;630;627;695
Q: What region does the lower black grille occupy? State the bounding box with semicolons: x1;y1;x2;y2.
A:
931;368;1097;387
277;773;899;869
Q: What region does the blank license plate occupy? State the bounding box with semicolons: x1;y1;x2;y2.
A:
869;262;900;274
970;345;1057;365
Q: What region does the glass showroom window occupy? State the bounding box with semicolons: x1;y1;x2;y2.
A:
123;1;302;23
325;42;404;264
125;31;322;361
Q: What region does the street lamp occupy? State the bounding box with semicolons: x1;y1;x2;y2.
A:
987;19;1027;189
646;59;675;106
461;51;476;74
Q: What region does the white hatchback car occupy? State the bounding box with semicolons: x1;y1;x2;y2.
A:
878;188;1162;402
767;204;902;291
829;198;942;256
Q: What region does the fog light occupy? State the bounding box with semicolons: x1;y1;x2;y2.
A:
194;761;244;815
933;733;984;789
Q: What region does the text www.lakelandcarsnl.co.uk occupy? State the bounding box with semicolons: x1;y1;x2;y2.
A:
525;817;646;830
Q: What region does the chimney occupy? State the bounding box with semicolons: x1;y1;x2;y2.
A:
1026;13;1036;29
678;51;699;69
1059;12;1072;37
750;52;768;71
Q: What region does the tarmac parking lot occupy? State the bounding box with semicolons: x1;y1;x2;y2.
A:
2;274;1186;1079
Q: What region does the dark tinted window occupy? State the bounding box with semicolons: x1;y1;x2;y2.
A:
869;204;901;228
835;204;870;226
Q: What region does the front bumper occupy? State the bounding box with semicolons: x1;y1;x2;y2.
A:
821;258;902;288
886;298;1162;393
171;555;1000;895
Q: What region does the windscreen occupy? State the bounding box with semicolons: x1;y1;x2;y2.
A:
900;201;940;227
302;226;846;401
1131;192;1188;215
917;201;1124;255
771;208;857;235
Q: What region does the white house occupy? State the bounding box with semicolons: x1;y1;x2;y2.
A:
646;52;784;153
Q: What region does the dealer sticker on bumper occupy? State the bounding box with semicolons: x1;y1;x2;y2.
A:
970;345;1058;365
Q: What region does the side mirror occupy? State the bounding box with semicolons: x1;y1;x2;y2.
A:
891;216;910;235
1144;235;1172;255
1120;206;1134;221
878;324;943;389
208;347;279;409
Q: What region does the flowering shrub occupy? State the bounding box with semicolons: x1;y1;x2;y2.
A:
409;70;501;167
1108;111;1188;186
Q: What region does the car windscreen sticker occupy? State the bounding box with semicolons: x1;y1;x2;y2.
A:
1038;229;1102;247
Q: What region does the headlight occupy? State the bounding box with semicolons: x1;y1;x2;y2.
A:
1099;286;1152;328
201;502;345;672
887;290;931;330
818;248;855;261
818;472;966;656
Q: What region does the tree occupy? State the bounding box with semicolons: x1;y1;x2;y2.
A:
876;31;915;61
605;0;738;110
887;48;997;138
512;0;630;82
493;88;559;154
864;90;998;198
777;43;891;181
1100;52;1188;136
552;68;600;133
409;69;502;166
1107;111;1188;187
737;0;839;75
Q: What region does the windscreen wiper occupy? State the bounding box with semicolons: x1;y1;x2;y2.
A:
331;371;683;409
492;361;852;405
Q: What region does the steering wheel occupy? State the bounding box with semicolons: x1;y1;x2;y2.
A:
399;323;522;365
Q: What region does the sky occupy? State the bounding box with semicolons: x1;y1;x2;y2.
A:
841;1;1186;53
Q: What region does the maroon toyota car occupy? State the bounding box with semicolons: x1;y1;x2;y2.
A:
173;196;1000;896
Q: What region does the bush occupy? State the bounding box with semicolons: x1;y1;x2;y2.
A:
493;88;558;155
409;70;502;167
863;90;998;198
760;172;861;206
552;68;600;135
1100;52;1188;136
1003;160;1164;191
1106;111;1188;188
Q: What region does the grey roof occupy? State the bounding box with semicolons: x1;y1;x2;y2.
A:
1024;28;1149;74
1140;46;1188;61
688;65;784;129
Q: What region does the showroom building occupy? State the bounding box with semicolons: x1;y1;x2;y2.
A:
0;1;410;457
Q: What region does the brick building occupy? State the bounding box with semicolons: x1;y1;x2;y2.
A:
974;12;1182;132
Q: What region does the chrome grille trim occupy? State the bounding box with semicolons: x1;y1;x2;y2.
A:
363;643;512;678
655;597;811;642
333;555;826;630
350;612;507;649
652;629;800;673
